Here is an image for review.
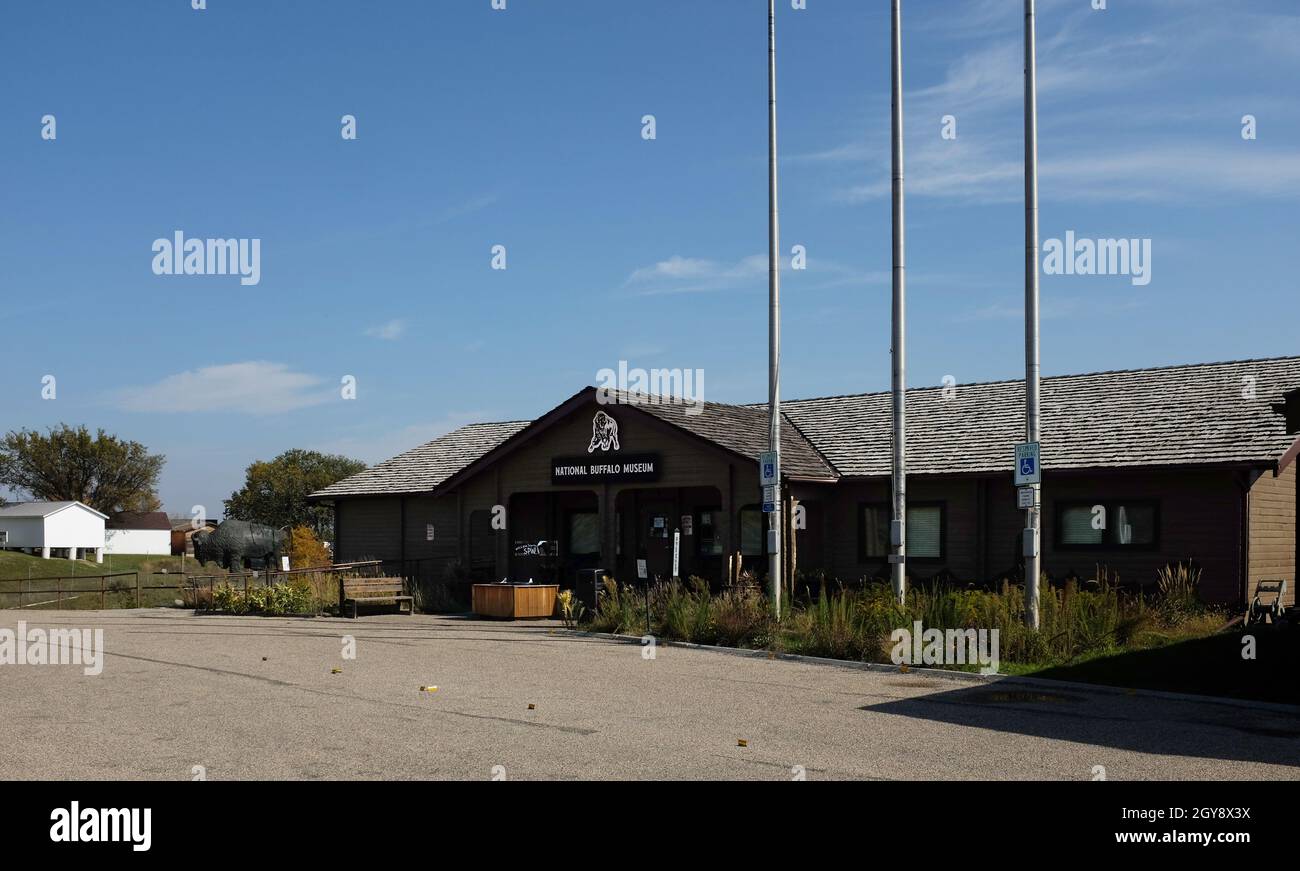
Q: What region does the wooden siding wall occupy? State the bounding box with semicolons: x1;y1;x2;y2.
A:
814;468;1248;604
402;493;462;570
453;400;747;582
331;414;1279;607
1248;462;1296;607
335;497;402;562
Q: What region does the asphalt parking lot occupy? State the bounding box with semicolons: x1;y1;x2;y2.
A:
2;609;1298;780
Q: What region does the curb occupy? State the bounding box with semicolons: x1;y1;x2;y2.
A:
566;629;1300;716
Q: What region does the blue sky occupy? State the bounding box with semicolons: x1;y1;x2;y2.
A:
1;0;1297;516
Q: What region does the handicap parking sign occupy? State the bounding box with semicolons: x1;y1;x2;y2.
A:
1014;442;1041;486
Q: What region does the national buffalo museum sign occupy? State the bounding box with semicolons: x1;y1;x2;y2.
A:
551;454;661;485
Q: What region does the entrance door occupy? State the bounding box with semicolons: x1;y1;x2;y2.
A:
638;498;675;581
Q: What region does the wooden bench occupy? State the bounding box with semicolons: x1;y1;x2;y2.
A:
340;577;413;619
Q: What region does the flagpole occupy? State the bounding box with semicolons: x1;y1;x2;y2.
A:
889;0;908;606
766;0;783;620
1023;0;1042;629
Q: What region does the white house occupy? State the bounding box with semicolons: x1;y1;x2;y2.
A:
104;511;172;555
0;501;108;562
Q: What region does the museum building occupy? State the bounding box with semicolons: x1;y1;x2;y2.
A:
310;356;1300;607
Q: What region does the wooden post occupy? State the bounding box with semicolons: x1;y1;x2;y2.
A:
788;496;798;599
135;572;141;608
100;574;106;609
56;576;62;608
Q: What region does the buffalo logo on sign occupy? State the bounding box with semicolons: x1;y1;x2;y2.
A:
514;540;556;557
588;410;621;453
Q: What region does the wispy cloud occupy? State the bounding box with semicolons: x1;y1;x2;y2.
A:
623;253;891;297
438;192;499;223
804;1;1300;207
364;319;406;341
623;254;767;296
114;362;331;414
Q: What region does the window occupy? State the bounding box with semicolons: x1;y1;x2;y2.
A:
1055;501;1157;549
568;512;600;555
697;509;723;556
860;503;944;560
739;507;764;556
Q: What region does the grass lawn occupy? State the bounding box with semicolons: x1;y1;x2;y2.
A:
0;550;227;609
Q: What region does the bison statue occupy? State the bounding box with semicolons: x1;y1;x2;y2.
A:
192;520;286;572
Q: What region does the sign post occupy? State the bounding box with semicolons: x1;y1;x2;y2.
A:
1015;439;1042;625
1023;0;1043;630
760;451;778;514
672;530;681;581
764;0;784;621
1014;442;1041;487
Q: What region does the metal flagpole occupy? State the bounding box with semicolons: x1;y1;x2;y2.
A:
766;0;783;619
1023;0;1042;629
889;0;908;607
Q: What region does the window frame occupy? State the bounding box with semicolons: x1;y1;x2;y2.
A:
1053;499;1161;551
565;510;601;556
857;501;947;563
738;504;766;558
695;506;724;557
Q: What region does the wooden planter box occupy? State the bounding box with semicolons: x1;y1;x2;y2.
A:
472;584;559;619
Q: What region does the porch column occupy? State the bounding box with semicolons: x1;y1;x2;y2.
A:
600;483;617;581
494;468;507;581
41;546;50;559
721;463;734;583
95;547;104;564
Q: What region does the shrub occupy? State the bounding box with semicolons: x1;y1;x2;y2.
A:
1155;561;1202;623
210;579;312;615
710;585;770;648
578;568;1226;670
287;526;331;569
589;578;648;635
558;589;585;628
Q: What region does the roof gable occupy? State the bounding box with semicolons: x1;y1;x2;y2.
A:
427;388;836;497
0;501;109;520
309;421;530;499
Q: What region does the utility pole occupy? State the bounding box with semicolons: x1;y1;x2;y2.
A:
1023;0;1042;629
889;0;908;607
766;0;783;619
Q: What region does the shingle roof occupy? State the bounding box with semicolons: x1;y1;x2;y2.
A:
310;356;1300;497
309;421;530;498
781;356;1300;477
106;511;172;530
609;391;835;479
0;500;110;520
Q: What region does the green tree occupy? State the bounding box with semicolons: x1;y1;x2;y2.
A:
224;449;365;540
0;425;165;515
